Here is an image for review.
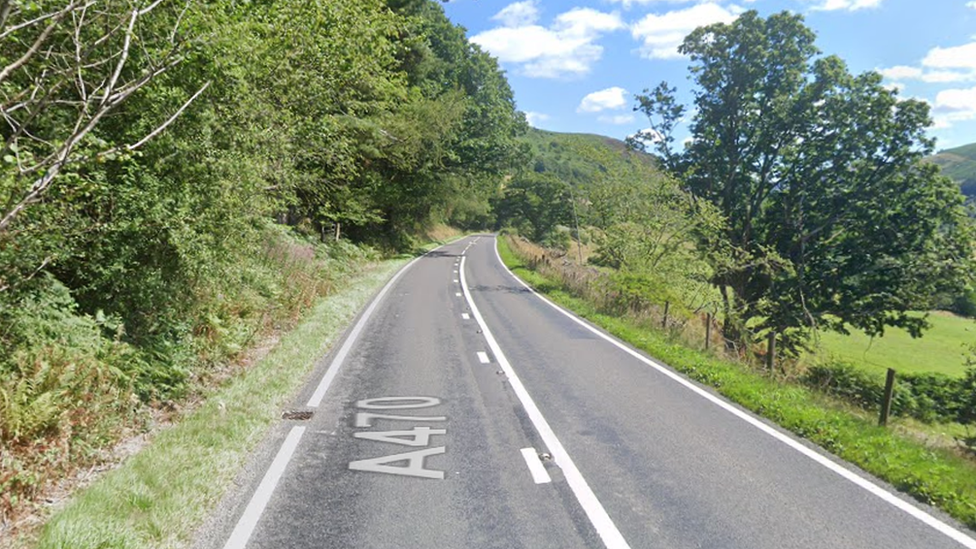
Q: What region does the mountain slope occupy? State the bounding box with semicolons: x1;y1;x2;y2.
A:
928;142;976;197
520;128;658;187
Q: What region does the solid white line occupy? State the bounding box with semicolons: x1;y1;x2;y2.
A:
462;313;470;320
307;241;453;407
223;427;306;549
460;255;631;549
520;447;553;484
490;238;976;549
477;351;490;364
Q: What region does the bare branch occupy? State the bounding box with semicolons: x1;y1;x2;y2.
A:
117;80;209;152
0;1;80;87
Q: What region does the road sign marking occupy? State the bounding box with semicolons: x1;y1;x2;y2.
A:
350;446;446;479
477;351;490;364
460;255;631;549
520;447;552;484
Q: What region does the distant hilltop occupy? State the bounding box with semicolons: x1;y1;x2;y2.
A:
927;142;976;199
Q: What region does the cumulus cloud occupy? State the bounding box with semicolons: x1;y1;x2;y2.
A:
524;111;551;127
492;1;540;28
472;5;625;78
605;0;699;7
578;87;629;112
630;3;741;60
810;0;883;11
931;86;976;130
922;42;976;72
878;41;976;88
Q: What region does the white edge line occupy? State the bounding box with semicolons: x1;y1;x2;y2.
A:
223;426;306;549
520;447;553;484
460;254;631;549
477;351;490;364
491;237;976;549
306;244;444;408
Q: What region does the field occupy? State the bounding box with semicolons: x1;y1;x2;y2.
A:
812;312;975;377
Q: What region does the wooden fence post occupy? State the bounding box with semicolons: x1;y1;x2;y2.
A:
705;313;712;350
662;301;670;329
766;331;776;372
879;368;897;427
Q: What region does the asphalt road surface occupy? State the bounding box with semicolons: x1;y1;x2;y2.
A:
195;235;976;549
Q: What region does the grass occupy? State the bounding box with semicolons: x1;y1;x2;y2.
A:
812;312;975;377
497;235;976;532
27;256;414;549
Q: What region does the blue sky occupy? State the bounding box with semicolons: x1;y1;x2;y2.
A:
442;0;976;150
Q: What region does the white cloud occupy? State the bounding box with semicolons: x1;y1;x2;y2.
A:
524;111;550;127
606;0;699;7
968;1;976;8
472;5;625;78
578;87;629;112
630;3;741;60
934;86;976;113
877;42;976;87
810;0;883;11
878;65;922;80
492;0;540;28
932;86;976;130
599;114;637;125
923;42;976;72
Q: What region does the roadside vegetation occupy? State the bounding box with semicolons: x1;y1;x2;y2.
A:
0;0;523;540
498;235;976;531
494;8;976;531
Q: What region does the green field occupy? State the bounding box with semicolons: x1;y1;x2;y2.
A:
812;312;976;377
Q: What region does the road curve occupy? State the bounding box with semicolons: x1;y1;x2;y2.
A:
194;235;976;549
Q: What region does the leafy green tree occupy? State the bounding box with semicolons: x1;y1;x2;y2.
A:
493;172;573;243
634;11;974;352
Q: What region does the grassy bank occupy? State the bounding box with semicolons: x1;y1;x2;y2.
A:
23;256;412;549
497;235;976;532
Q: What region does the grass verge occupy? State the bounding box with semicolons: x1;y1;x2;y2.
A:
497;235;976;531
27;256;416;549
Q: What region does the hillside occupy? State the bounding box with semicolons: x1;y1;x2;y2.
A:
928;142;976;197
520;128;658;186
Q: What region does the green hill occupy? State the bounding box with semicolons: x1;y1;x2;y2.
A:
928;142;976;197
520;128;657;186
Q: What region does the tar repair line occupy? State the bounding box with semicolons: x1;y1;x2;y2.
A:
490;238;976;549
459;254;632;549
222;238;464;549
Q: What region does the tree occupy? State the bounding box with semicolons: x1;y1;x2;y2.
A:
633;11;974;353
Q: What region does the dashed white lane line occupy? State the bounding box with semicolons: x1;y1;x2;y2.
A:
459;254;631;549
462;313;471;320
477;351;490;364
520;447;553;484
455;292;462;297
490;239;976;549
223;427;306;549
453;278;459;283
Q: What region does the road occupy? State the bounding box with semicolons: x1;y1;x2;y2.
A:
195;235;976;549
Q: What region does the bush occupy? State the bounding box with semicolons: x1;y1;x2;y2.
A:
802;361;975;425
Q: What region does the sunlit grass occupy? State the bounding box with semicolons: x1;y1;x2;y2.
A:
812;312;975;377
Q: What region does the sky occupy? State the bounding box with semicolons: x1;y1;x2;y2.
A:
442;0;976;150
